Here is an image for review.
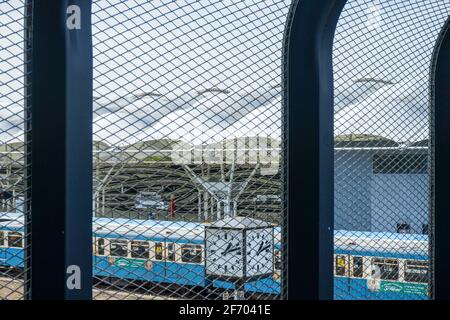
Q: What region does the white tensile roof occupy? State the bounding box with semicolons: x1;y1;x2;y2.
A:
124;87;280;146
93;92;194;145
0;102;24;145
0;79;430;149
334;78;392;113
334;78;429;143
210;95;281;143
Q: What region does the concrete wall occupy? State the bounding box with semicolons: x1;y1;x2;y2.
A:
334;150;429;234
370;174;428;233
334;150;372;231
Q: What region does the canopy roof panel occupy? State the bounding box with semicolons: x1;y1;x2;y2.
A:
2;79;430;150
334;78;428;143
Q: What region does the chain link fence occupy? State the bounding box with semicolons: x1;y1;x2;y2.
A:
0;0;31;300
333;0;449;300
2;0;447;301
91;0;291;300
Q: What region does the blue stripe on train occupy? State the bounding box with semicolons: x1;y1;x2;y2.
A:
0;246;428;298
334;277;427;300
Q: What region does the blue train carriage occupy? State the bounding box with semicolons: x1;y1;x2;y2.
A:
93;218;281;296
0;212;430;299
334;230;429;300
0;213;280;296
0;212;25;269
93;217;206;287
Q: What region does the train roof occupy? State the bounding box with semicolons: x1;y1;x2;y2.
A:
93;217;205;243
0;212;23;230
335;229;427;242
0;212;429;257
335;230;428;259
94;217;202;230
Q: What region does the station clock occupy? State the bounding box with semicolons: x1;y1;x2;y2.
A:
205;216;274;281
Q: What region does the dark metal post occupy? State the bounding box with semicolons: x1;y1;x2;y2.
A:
432;16;450;300
23;0;33;300
31;0;93;299
282;0;346;299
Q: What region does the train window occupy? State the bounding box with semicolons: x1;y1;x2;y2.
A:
372;258;399;281
404;260;428;283
167;242;176;262
154;242;163;260
7;232;22;248
335;255;347;276
0;231;4;246
110;240;128;257
274;250;281;271
97;238;106;256
131;241;149;259
396;223;410;234
181;244;202;263
352;256;363;278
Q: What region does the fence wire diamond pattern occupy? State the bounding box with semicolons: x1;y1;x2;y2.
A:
1;0;448;301
333;0;449;300
91;0;291;300
0;0;31;301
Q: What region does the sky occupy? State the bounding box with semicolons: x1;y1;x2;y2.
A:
334;0;449;86
0;0;449;143
91;0;290;99
1;0;449;98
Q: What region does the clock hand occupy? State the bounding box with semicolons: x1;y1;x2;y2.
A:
221;244;241;255
227;246;241;254
256;244;271;255
257;241;264;253
221;243;232;255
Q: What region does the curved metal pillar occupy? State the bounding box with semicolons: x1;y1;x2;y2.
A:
30;0;93;299
432;15;450;300
283;0;346;300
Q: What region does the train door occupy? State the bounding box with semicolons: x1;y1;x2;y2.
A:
93;236;98;268
94;237;107;270
149;240;178;282
349;256;365;299
334;254;351;296
165;242;178;281
151;241;167;281
0;231;6;264
335;254;367;299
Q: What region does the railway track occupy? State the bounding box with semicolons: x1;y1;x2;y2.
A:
1;273;275;300
0;270;203;300
2;265;277;300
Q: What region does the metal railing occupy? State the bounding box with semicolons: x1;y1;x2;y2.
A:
91;0;291;300
333;0;450;300
0;0;31;300
1;0;448;301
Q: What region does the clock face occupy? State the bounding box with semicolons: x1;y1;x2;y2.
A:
246;228;274;277
205;229;243;277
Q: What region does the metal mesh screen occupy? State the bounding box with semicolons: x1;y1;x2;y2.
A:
0;0;31;300
92;0;290;300
333;0;449;300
